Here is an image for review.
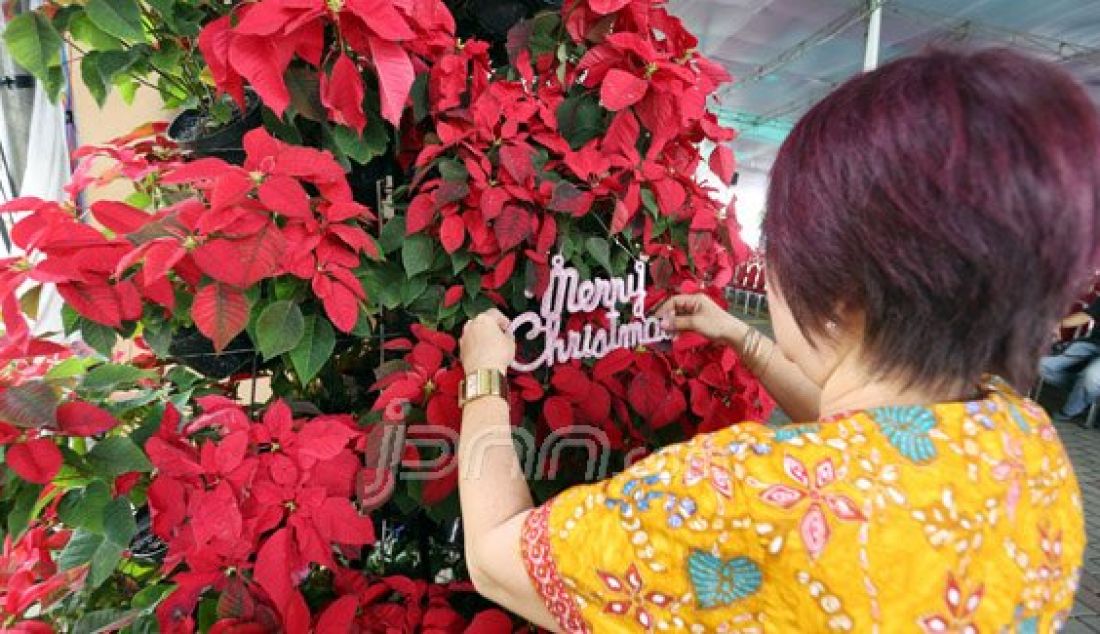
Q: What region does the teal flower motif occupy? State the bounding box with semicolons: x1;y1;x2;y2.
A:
869;406;939;463
687;550;761;609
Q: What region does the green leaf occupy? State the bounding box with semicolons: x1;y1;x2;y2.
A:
640;187;659;217
80;319;118;357
103;497;136;546
85;0;145;44
411;72;430;122
450;250;472;274
586;237;612;274
114;72;139;104
59;528;103;570
6;483;40;538
81;52;109;107
438;158;467;183
58;481;111;533
289;316;335;385
332;120;388;165
143;320;172;359
97;48;138;85
73;609;136;634
399;276;428;306
401;234;434;278
132;583;173;610
89;538;124;587
45;356;95;381
82;363;152;392
0;380;58;429
557;93;605;150
2;12;62;80
378;217;406;254
69;14;124;51
255;300;305;361
86;437;153;478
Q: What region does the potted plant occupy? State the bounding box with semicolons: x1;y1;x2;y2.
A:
1;0;263;163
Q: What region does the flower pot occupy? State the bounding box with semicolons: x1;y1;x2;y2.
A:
168;326;258;379
167;92;263;165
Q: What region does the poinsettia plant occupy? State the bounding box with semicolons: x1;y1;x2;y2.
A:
369;0;769;506
0;0;765;631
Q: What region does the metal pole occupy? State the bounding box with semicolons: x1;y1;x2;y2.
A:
863;0;884;71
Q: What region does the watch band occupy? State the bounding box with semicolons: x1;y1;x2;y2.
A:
458;368;508;407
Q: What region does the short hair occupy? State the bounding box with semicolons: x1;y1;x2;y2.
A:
763;48;1100;389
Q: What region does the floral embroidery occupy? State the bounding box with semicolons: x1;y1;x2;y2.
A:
520;377;1083;632
520;502;591;634
597;563;671;630
684;437;734;498
965;399;1000;431
663;494;698;529
687;550;762;608
606;475;667;517
869;406;939;463
919;573;982;634
991;433;1026;520
760;454;865;558
911;487;990;555
795;570;854;631
854;448;907;512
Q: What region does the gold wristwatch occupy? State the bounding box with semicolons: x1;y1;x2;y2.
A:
458;368;509;408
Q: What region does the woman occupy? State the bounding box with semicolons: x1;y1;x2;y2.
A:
456;49;1100;632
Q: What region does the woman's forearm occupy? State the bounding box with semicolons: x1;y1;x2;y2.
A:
458;396;532;561
719;318;822;422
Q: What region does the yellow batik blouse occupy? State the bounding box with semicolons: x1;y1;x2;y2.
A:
520;377;1084;633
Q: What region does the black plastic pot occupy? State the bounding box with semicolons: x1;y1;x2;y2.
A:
168;326;258;379
167;93;263;165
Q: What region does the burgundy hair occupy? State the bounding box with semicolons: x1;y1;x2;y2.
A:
763;48;1100;388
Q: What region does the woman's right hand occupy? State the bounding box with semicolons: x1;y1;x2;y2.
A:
655;293;747;346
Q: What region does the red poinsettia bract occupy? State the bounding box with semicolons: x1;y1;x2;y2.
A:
146;399;374;633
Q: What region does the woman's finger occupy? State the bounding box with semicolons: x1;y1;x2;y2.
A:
670;315;696;332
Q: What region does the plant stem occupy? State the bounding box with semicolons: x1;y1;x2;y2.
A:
64;38;163;95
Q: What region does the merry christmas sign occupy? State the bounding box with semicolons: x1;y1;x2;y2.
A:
509;255;671;372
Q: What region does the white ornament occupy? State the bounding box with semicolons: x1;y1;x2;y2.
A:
509;254;671;371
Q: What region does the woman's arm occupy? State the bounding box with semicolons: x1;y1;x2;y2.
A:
657;294;821;421
456;310;559;630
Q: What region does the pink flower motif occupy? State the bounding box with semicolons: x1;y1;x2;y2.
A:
683;437;733;498
598;563;671;630
919;573;982;634
760;454;865;558
991;433;1025;520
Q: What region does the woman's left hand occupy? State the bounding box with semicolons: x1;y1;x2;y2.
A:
459;309;516;373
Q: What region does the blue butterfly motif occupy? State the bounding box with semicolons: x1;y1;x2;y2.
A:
687;550;762;609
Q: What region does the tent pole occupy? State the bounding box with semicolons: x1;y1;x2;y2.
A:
863;0;884;71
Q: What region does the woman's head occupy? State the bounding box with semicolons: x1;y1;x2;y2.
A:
762;48;1100;390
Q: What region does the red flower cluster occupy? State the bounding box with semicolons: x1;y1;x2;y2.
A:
199;0;455;129
406;0;744;296
382;0;768;485
0;127;377;356
0;524;85;633
318;574;518;632
147;399;375;633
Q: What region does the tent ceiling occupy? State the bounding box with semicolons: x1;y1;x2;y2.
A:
670;0;1100;173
